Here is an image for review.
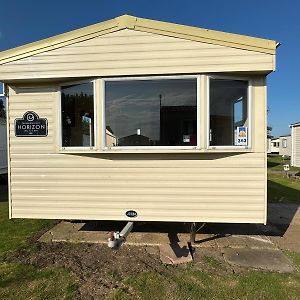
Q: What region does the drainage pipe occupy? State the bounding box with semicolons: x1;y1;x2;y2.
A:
108;222;134;249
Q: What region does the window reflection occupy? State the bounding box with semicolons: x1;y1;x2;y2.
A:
209;79;248;146
61;82;94;147
105;79;197;147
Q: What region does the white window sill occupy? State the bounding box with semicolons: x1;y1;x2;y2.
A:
57;147;253;154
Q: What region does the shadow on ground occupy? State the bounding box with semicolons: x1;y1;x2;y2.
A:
267;160;281;168
79;203;299;245
268;179;300;204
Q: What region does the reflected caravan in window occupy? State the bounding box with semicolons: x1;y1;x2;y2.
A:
105;78;197;147
61;82;95;147
209;78;249;147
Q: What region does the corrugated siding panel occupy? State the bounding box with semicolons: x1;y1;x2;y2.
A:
10;152;266;222
0;29;274;80
8;81;266;224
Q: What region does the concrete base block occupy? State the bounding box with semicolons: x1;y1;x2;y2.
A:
159;242;193;265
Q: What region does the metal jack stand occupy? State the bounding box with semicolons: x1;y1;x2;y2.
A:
189;222;206;244
190;222;196;244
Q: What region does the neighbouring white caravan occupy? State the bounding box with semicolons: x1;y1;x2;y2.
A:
267;138;272;154
0;15;278;224
279;135;292;157
290;122;300;167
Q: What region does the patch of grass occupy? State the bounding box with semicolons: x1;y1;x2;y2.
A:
126;272;170;300
268;173;300;203
0;202;54;256
285;251;300;268
109;289;132;300
202;255;223;268
115;269;300;300
236;271;300;299
0;202;78;299
0;262;77;300
267;155;300;172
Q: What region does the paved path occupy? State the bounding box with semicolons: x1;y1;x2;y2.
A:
40;203;300;271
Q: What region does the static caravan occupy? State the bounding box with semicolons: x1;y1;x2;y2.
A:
267;138;272;154
0;15;278;225
278;135;292;157
290;122;300;167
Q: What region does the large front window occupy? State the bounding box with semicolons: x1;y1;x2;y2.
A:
61;82;95;148
209;78;249;147
58;75;252;152
104;78;197;147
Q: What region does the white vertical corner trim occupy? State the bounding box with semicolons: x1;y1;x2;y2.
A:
56;86;62;152
92;79;98;150
95;78;102;150
291;126;294;166
263;79;267;225
5;86;12;219
206;76;210;149
196;75;201;149
101;78;106;150
248;79;253;150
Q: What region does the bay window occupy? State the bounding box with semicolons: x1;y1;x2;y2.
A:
58;75;252;152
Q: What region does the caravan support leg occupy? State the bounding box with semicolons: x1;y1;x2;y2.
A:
190;222;196;244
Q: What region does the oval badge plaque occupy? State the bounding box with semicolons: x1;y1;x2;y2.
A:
126;210;137;218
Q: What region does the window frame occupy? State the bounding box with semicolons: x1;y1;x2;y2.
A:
282;139;287;148
101;75;201;151
207;75;252;150
58;79;97;151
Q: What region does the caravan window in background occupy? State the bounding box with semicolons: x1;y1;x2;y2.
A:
209;78;249;147
61;82;95;148
282;139;287;148
0;82;6;120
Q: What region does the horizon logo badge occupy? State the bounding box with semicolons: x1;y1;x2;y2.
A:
15;111;48;137
126;210;138;218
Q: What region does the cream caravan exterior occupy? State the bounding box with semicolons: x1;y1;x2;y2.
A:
290;122;300;167
0;15;277;224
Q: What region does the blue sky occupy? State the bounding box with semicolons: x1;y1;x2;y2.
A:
0;0;299;137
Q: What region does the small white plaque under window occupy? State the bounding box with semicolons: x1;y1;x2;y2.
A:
236;127;248;146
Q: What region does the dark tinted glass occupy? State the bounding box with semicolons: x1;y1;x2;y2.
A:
61;82;94;147
105;79;197;147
